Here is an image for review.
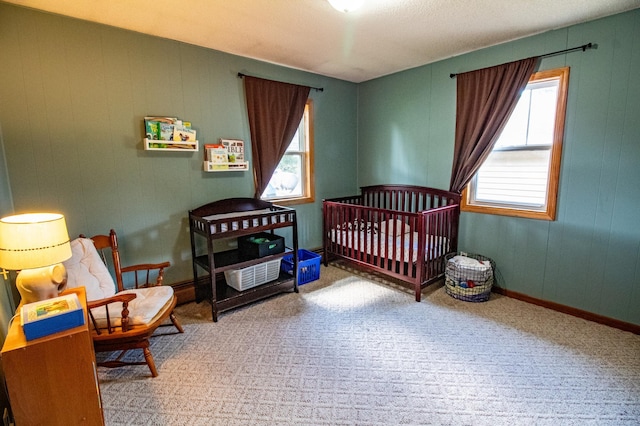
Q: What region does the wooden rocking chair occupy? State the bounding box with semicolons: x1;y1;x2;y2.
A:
64;229;184;377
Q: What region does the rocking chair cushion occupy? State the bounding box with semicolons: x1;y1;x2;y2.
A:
64;238;117;300
64;237;175;327
92;286;174;327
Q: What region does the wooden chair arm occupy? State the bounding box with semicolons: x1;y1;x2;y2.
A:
120;261;171;288
120;261;170;274
87;293;137;309
87;293;137;334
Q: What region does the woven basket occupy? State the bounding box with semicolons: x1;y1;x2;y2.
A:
444;252;495;302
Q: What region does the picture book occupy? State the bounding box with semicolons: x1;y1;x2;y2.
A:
21;293;85;341
220;139;245;164
144;120;160;140
203;143;228;170
159;123;175;141
173;126;197;142
144;116;178;140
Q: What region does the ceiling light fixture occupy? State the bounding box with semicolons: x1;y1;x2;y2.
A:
328;0;364;13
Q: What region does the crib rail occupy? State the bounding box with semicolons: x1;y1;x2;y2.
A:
323;186;460;302
361;184;460;211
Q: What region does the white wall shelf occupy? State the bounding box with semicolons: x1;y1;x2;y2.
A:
204;161;249;172
144;138;199;151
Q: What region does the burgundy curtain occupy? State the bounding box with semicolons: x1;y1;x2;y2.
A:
449;57;539;193
243;76;310;198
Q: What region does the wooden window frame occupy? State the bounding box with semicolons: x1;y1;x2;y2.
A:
461;67;569;221
263;100;315;206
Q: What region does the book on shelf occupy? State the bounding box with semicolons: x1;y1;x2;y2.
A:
220;139;245;164
145;120;160;140
144;116;178;140
159;122;175;141
204;143;229;169
173;125;197;141
20;293;85;341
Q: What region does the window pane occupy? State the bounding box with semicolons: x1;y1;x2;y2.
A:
494;90;531;148
474;149;551;207
288;127;301;152
262;154;303;198
527;83;558;146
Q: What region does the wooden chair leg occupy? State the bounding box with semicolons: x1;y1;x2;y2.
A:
170;312;184;333
143;347;158;377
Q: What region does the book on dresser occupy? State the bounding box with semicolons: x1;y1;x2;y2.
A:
20;293;85;341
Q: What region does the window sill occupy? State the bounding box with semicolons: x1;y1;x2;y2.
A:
264;195;315;206
461;202;555;221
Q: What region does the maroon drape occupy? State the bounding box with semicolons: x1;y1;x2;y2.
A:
243;76;310;198
449;57;540;193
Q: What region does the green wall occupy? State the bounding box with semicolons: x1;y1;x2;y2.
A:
0;3;358;298
1;2;638;335
358;10;640;325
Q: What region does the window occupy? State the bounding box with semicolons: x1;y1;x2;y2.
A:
462;67;569;220
261;100;314;205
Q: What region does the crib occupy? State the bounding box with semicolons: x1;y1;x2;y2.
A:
323;184;460;301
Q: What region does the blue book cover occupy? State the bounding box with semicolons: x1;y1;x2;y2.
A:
20;293;85;341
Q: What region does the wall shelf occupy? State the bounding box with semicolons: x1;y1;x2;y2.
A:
144;138;199;151
204;161;249;172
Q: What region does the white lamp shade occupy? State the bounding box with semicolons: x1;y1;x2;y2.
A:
0;213;72;270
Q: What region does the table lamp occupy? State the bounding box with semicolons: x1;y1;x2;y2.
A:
0;213;72;304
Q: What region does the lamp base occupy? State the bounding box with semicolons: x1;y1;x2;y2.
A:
16;264;68;305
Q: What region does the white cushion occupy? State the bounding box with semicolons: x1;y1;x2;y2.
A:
63;238;117;300
63;237;174;328
91;286;174;327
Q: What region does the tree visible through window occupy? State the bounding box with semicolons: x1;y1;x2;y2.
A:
462;67;569;220
261;100;314;204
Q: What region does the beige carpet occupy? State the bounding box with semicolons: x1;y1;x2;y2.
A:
98;263;640;425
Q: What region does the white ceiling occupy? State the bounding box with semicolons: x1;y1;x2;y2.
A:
5;0;640;82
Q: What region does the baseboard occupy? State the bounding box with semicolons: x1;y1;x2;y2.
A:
172;280;196;305
171;274;221;305
491;286;640;335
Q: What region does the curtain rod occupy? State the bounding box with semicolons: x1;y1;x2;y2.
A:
237;72;324;92
449;42;595;78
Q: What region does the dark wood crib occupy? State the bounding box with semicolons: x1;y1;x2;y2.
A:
323;184;460;301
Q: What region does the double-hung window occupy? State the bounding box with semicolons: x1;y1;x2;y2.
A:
462;67;569;220
261;100;314;205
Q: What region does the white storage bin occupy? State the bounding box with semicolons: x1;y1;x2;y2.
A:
224;259;282;291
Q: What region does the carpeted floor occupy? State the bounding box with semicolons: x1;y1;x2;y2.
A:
98;263;640;425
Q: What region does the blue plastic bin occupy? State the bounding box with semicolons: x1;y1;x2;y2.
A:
281;249;321;285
